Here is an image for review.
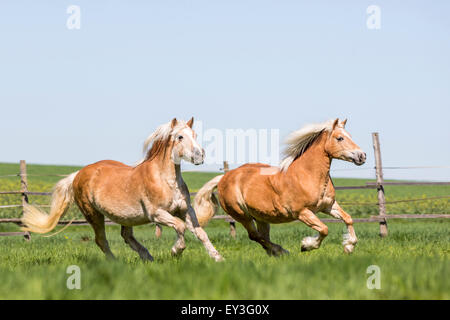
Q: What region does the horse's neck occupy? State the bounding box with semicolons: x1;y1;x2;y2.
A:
141;145;182;190
287;133;332;187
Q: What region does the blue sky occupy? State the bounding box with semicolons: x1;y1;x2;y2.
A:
0;1;449;181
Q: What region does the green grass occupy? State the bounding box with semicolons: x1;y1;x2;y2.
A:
0;163;449;299
0;220;448;299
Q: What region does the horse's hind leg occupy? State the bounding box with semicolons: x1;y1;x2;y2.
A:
232;214;286;257
255;220;289;256
121;226;154;262
84;210;115;259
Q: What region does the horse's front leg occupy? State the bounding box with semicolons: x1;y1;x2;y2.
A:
185;206;224;262
153;209;186;257
324;202;357;253
298;208;329;251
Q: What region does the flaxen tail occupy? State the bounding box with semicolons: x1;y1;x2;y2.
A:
21;171;79;234
193;175;224;227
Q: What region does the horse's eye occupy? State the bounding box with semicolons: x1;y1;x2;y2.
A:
337;137;344;142
178;135;183;141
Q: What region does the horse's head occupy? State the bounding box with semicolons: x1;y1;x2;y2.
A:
171;117;205;166
325;119;366;166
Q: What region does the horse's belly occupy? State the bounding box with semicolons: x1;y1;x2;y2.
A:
104;211;150;226
96;202;150;226
247;207;294;224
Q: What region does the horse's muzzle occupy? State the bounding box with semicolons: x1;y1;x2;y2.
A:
192;148;205;165
352;151;366;166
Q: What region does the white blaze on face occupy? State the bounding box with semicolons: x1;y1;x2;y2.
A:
173;127;203;164
181;127;202;153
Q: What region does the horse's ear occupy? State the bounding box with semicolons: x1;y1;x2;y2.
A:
171;118;178;128
332;118;339;131
341;118;347;128
187;117;194;128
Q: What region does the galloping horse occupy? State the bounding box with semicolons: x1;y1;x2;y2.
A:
193;119;366;255
21;118;223;262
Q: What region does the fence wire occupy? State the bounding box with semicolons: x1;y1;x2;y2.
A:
1;167;449;211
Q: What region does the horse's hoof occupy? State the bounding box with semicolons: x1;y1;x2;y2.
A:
277;248;290;256
301;245;315;252
344;244;354;254
268;247;289;257
301;245;314;252
171;248;184;259
214;255;225;262
142;255;154;262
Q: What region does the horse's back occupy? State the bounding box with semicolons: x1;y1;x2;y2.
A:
95;160;129;167
75;160;130;182
73;160;135;199
220;163;278;187
238;163;271;168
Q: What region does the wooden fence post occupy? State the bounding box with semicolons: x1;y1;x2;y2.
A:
223;161;236;239
223;161;229;172
372;133;388;237
20;160;31;241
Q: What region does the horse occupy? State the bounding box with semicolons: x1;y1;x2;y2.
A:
21;117;224;262
192;118;366;255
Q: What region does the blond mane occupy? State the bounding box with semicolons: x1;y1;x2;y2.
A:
135;120;188;166
279;119;335;171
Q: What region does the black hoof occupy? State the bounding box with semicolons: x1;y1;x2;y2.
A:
267;248;290;257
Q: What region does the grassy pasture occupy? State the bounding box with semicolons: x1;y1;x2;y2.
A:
0;163;449;299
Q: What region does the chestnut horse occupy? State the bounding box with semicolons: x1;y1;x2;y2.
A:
193;119;366;255
21;118;223;262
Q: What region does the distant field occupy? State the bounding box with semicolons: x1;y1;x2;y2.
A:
0;163;449;299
